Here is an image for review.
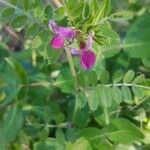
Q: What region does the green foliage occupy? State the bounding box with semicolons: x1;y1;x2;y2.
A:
0;0;150;149
123;13;150;58
107;118;144;144
0;105;23;145
10;15;28;28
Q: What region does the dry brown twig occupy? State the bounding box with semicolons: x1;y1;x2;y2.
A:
4;26;24;42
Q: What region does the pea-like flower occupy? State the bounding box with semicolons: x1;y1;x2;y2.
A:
49;20;76;49
70;34;96;69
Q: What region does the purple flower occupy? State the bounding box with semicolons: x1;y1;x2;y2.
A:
70;34;96;69
49;20;76;49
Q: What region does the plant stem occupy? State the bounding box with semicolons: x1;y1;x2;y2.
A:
98;83;150;91
130;97;149;111
65;47;79;125
65;48;78;87
27;122;72;128
72;100;78;125
104;107;109;125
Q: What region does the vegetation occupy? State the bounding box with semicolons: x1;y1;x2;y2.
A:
0;0;150;149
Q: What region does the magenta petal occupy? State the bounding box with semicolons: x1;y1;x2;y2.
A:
80;50;96;69
50;34;64;49
49;20;58;33
58;26;75;38
82;34;93;51
70;48;81;55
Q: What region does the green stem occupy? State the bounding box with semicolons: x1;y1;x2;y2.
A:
72;100;78;125
65;48;78;86
104;107;109;125
65;48;79;125
98;83;150;91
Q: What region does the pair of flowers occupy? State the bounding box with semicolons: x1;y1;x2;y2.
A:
49;20;96;69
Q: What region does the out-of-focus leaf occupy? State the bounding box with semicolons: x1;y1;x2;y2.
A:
1;7;15;18
43;106;54;124
112;86;122;103
0;87;20;108
123;13;150;58
76;91;87;108
44;5;53;20
5;57;28;84
91;0;99;15
0;105;23;143
66;0;78;9
121;86;132;103
97;139;113;150
55;128;65;144
98;86;112;107
109;11;133;22
74;105;89;128
54;68;74;93
143;58;150;69
10;15;28;28
22;0;32;10
5;57;28;99
88;71;97;85
0;43;9;62
92;0;111;25
77;72;88;87
77;127;102;146
107;118;144;144
99;70;110;83
34;138;64;150
87;88;99;111
123;70;135;83
32;30;50;49
112;69;123;83
55;113;65;124
133;74;145;84
72;137;92;150
132;86;143;98
25;23;40;39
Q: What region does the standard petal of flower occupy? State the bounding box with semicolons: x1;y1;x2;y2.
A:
58;27;75;38
70;48;81;55
50;34;65;49
82;34;93;51
49;20;58;33
80;50;96;69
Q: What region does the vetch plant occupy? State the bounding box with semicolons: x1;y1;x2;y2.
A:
49;21;96;69
0;0;150;149
48;17;97;90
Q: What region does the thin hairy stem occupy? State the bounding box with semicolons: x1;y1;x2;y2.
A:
65;47;78;87
27;122;72;128
98;83;150;90
104;107;110;125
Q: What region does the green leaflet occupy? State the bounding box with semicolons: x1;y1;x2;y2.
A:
121;86;132;103
123;13;150;58
112;86;123;103
107;118;144;144
10;15;28;28
76;91;87;108
87;88;99;111
123;70;135;83
0;105;23;143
